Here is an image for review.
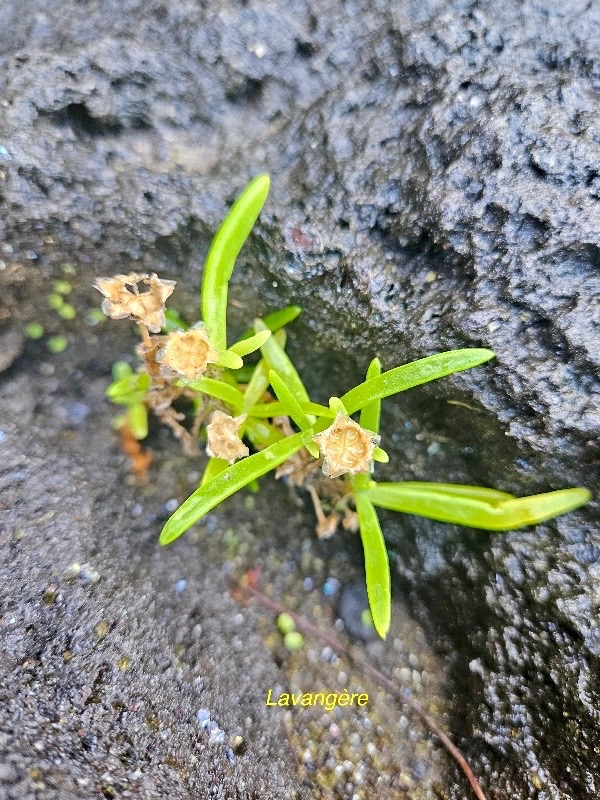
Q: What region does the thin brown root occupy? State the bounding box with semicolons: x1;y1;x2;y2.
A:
231;579;489;800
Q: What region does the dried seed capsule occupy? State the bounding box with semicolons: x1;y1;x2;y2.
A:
94;273;175;333
157;326;219;381
206;410;249;464
312;413;379;478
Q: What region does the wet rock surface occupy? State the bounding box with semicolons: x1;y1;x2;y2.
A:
1;0;599;797
0;345;305;799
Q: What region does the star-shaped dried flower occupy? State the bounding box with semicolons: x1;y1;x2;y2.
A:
206;410;249;464
157;326;219;382
94;273;175;333
312;413;380;478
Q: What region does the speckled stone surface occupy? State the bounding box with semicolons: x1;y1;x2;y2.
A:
1;1;599;797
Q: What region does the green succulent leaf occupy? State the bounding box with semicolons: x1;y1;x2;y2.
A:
364;482;591;531
217;349;244;370
269;370;314;432
111;361;133;380
201;457;229;486
201;174;270;352
355;492;391;639
247;401;286;418
106;371;151;406
359;357;382;434
239;305;302;341
372;447;389;463
242;359;270;412
127;402;149;440
185;377;245;413
247;399;334;419
160;431;307;544
244;416;285;448
229;329;272;358
341;349;495;415
163;308;190;332
255;318;311;404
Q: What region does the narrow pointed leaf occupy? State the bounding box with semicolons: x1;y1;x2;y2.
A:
375;482;515;502
247;401;286;418
365;482;591;531
201;174;270;351
201;457;229;485
372;447;389;463
229;329;271;357
106;372;150;405
341;349;495;414
269;370;314;431
255;318;310;404
217;350;244;370
360;357;382;434
163;308;190;332
301;429;320;458
355;493;391;639
242;359;270;412
185;377;245;412
239;305;302;340
160;431;306;544
127;403;148;439
245;417;285;448
248;400;334;419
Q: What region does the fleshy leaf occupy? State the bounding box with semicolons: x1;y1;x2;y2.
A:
106;372;150;406
269;370;315;431
201;457;229;486
355;492;391;639
229;329;271;357
127;402;148;439
160;431;306;544
255;318;310;404
217;349;244;370
372;447;389;463
242;359;270;412
247;399;334;419
364;482;591;531
239;305;302;341
245;417;285;448
359;357;382;434
201;174;270;351
341;349;495;414
163;308;190;332
185;377;245;413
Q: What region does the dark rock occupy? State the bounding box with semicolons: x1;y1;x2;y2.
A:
0;1;599;797
337;582;378;642
0;367;304;799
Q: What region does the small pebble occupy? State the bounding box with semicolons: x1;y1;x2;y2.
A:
175;579;187;593
196;709;211;728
